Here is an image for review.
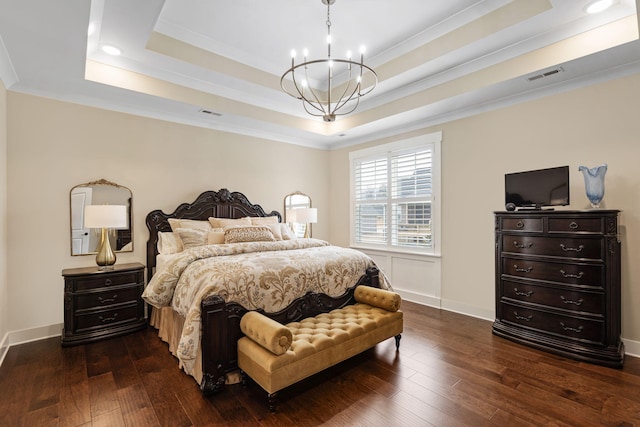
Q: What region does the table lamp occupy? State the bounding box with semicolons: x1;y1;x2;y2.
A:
84;205;127;270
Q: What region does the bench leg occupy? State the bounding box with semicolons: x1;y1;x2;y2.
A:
395;334;402;350
268;392;278;413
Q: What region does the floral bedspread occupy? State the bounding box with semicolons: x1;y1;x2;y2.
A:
142;238;390;373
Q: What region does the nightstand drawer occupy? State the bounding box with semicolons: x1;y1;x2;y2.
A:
70;271;141;292
75;285;142;311
501;280;604;315
73;305;142;333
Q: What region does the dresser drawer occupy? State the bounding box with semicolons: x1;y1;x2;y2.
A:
69;270;141;292
502;235;603;260
500;302;605;345
74;285;142;311
501;280;604;315
499;217;543;233
548;217;603;234
73;305;142;333
502;257;603;288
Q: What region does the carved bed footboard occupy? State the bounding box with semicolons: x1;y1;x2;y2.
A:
199;266;380;395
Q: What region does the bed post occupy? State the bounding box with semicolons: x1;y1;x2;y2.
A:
200;295;229;396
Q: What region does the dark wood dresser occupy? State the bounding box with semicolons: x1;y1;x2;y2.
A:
493;210;624;367
62;262;146;346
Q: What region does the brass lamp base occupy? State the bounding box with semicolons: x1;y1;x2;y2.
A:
96;228;116;270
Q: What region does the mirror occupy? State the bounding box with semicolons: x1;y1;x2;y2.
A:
70;179;133;255
284;191;312;238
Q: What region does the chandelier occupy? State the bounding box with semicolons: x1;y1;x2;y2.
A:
280;0;377;122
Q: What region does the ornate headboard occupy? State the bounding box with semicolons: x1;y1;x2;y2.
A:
145;188;281;279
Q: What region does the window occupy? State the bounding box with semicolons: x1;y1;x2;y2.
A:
349;132;441;254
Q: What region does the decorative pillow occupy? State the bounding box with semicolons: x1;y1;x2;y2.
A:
224;226;276;243
208;230;226;245
208;217;252;229
157;231;183;254
174;227;209;249
249;216;279;225
280;223;297;240
168;218;212;232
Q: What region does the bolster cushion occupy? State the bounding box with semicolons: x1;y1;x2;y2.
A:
240;311;293;355
354;286;401;312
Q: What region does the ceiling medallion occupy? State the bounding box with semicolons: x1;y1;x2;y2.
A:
280;0;377;122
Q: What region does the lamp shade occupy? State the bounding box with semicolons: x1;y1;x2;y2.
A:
84;205;127;229
295;207;317;224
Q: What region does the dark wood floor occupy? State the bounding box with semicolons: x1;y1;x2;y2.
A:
1;301;639;426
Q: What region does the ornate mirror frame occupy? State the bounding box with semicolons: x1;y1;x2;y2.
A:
284;191;312;238
70;179;133;256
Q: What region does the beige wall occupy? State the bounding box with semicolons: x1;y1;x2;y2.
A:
6;92;329;333
0;79;7;349
330;71;640;345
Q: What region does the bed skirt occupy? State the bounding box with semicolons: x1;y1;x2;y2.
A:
149;306;204;385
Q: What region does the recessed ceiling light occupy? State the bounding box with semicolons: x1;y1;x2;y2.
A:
585;0;613;14
101;45;122;56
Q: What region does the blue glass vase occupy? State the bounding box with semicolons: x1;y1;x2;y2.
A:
578;164;607;208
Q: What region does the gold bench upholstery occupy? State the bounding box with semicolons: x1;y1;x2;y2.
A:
237;286;403;411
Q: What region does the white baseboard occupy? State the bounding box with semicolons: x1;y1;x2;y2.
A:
0;323;62;368
0;332;8;367
623;338;640;358
396;289;441;309
440;298;494;322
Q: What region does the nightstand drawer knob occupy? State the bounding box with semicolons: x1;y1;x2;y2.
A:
98;294;118;304
99;313;118;324
105;279;112;286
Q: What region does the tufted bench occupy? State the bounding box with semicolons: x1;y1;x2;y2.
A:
237;286;403;411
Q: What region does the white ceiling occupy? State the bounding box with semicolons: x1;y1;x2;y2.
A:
0;0;639;149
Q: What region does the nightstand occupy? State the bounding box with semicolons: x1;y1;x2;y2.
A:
62;262;146;346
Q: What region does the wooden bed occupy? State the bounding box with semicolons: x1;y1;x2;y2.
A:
145;188;381;395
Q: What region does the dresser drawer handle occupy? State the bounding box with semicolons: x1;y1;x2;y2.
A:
104;279;112;286
98;294;118;304
516;221;525;229
569;222;579;230
98;313;118;324
514;288;533;297
560;270;584;279
560;322;583;333
514;265;533;273
514;311;532;322
513;241;533;249
560;296;583;306
560;244;584;253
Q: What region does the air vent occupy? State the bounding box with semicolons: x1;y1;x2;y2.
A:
199;108;223;117
527;67;564;82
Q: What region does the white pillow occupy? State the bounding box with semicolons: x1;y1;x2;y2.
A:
280;223;297;240
249;216;279;225
268;223;283;240
208;217;252;229
168;218;212;232
174;227;209;249
157;231;183;254
208;230;226;245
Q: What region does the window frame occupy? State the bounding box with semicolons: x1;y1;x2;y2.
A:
349;132;442;256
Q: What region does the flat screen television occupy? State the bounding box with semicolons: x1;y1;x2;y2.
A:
505;166;569;210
